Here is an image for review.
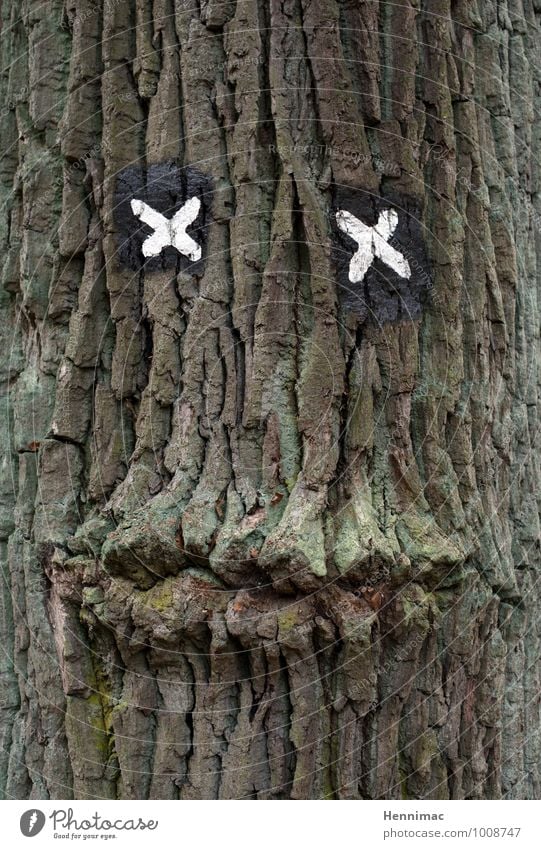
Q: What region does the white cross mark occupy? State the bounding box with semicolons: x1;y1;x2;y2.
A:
130;196;202;261
336;208;411;283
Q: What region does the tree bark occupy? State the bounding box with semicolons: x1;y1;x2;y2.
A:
1;0;541;800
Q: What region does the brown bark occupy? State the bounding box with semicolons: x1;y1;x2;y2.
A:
1;0;541;799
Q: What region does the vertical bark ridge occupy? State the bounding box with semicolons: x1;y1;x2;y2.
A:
1;0;541;800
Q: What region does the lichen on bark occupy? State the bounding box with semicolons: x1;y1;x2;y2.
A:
1;0;541;800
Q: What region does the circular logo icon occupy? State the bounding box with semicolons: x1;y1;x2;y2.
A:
20;810;46;837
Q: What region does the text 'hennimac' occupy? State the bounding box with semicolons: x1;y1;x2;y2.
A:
384;811;444;820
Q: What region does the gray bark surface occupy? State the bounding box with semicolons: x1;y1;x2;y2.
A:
1;0;541;799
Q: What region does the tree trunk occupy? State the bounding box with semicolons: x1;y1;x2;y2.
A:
1;0;541;800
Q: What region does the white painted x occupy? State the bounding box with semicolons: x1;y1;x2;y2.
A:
336;208;411;283
130;196;202;261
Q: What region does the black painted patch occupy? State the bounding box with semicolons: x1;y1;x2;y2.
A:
114;161;212;273
332;188;431;325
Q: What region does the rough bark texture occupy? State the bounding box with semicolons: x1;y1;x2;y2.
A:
1;0;541;800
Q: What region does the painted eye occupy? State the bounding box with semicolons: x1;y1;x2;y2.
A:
113;161;212;272
333;194;431;325
336;207;412;284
